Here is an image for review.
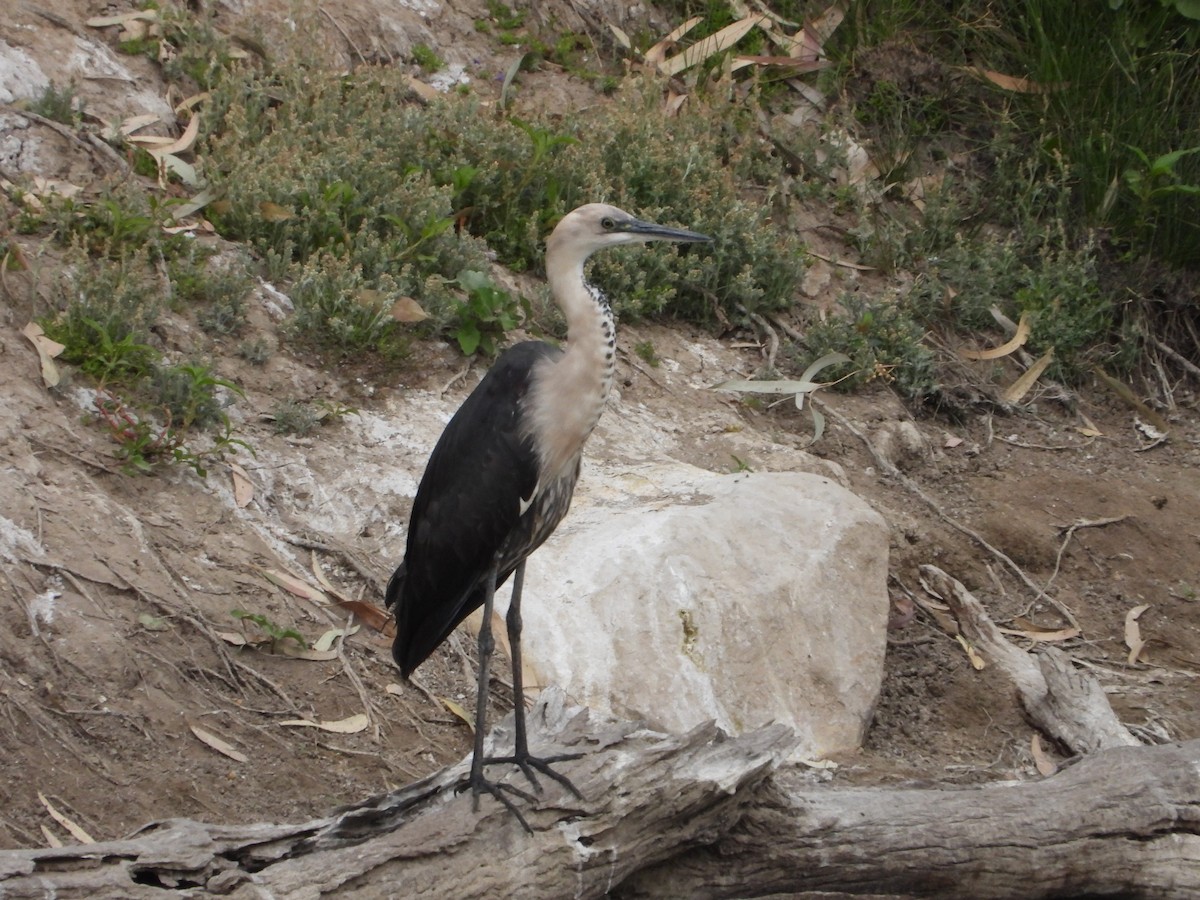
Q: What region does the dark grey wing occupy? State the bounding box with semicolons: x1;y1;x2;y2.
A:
387;341;560;677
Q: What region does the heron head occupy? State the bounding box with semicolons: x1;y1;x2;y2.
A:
547;203;712;260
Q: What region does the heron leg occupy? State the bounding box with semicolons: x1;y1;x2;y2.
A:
484;560;584;800
466;557;537;831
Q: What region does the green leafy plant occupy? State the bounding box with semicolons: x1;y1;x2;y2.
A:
634;340;661;367
230;609;307;651
411;43;443;72
268;398;358;436
453;270;526;356
29;81;82;126
93;391;249;478
804;295;937;401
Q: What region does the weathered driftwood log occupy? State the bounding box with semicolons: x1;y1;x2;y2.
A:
2;573;1197;899
619;739;1200;899
920;564;1139;754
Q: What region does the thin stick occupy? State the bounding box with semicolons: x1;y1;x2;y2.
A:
1044;515;1130;594
1151;336;1200;380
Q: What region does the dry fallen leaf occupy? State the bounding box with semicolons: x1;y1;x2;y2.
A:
968;67;1066;94
229;462;253;508
390;296;429;323
337;599;393;634
276;644;339;661
960;313;1031;360
190;725;248;763
1030;733;1057;776
38;792;94;844
312;626;358;653
215;630;262;647
280;714;369;734
259;201;293;223
441;697;475;734
1125;603;1150;664
659;16;766;77
608;23;631;49
955;634;987;670
1002;347;1055;405
644;16;702;69
261;568;330;604
1000;623;1081;643
404;74;440;104
40;825;62;848
22;321;65;388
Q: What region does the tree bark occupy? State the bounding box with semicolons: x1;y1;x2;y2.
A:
1;572;1198;899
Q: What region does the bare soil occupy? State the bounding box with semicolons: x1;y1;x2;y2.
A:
1;0;1198;853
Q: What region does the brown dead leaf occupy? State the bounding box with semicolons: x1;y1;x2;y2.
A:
659;16;765;76
1075;413;1103;438
645;16;702;68
960;313;1031;360
404;74;441;104
1125;603;1150;664
968;67;1066;94
215;630;267;648
117;113;162;136
1001;620;1081;643
148;113;200;158
259;201;293;223
390;296;429;323
313;626;358;653
806;1;847;48
913;582;959;635
608;24;632;49
441;697;475;734
280;714;369;734
190;725;248;763
1002;347;1055;405
1030;733;1057;776
664;89;689;116
732;55;827;73
175;93;210;115
955;634;987;670
336;599;393;635
22;321;65;388
229;462;253;508
37;792;94;844
276;644;339;661
261;568;330;604
1093;367;1170;433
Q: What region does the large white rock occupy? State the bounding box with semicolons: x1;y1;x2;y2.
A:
496;463;890;760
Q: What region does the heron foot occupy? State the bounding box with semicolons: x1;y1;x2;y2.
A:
465;773;538;833
484;750;585;799
462;750;585;834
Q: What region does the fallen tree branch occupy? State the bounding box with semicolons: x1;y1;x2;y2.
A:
619;738;1200;899
0;583;1189;899
921;563;1139;754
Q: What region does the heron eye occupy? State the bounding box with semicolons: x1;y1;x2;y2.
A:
600;216;615;230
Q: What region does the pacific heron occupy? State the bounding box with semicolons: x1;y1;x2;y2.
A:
386;203;711;829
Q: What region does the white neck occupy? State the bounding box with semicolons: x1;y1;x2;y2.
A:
525;250;616;487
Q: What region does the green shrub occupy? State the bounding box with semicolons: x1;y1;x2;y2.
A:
203;66;807;348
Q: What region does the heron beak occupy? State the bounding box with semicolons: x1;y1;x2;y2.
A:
622;218;713;244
